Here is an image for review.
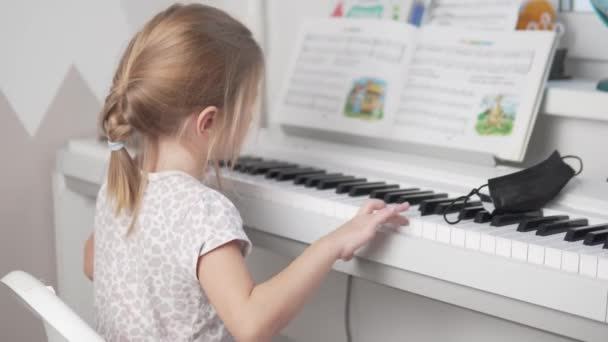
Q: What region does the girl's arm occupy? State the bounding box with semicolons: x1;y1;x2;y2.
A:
197;200;409;342
84;233;94;281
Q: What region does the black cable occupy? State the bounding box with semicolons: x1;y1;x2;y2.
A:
443;184;489;224
345;274;353;342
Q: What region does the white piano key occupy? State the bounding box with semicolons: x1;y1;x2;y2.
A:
528;244;545;265
450;227;466;247
406;210;424;237
580;253;599;278
422;226;437;240
545;247;563;269
511;240;528;261
562;251;580;273
436;224;451;244
466;230;482;250
422;219;438;240
480;234;496;254
597;254;608;280
434;213;460;244
495;237;512;257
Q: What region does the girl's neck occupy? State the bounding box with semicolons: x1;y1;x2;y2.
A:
151;138;206;180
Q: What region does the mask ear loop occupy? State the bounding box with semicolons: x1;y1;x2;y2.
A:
443;184;489;225
561;155;583;176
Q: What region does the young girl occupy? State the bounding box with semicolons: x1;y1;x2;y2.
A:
83;4;409;342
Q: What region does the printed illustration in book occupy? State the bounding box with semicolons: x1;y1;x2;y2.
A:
344;78;387;120
476;94;519;136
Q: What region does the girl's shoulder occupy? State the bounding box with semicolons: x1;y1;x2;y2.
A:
147;170;240;219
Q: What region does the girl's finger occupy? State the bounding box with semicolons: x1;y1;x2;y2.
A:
393;202;410;213
386;215;409;226
357;199;386;215
369;206;400;226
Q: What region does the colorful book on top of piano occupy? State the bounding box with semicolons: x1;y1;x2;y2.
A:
275;18;557;162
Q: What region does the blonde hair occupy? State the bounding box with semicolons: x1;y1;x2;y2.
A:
100;3;264;231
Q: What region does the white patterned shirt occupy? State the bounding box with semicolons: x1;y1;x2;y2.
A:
93;170;251;342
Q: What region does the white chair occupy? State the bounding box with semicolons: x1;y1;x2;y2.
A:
1;270;104;342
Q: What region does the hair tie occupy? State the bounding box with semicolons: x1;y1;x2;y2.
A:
108;140;125;152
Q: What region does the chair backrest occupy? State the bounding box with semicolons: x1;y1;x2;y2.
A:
1;270;104;342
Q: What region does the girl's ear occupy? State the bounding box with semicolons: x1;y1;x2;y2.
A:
195;106;218;136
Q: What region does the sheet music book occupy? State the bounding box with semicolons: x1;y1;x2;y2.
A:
275;18;557;161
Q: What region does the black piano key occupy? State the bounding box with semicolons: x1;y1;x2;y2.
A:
395;193;448;205
434;200;482;215
565;223;608;242
584;228;608;246
236;155;261;162
458;206;485;220
370;188;419;200
310;175;353;188
337;181;383;194
248;162;297;175
603;234;608;249
234;158;264;171
490;210;543;227
349;184;398;197
517;215;570;232
276;168;324;181
418;197;459;216
247;161;292;173
385;190;432;203
317;177;366;190
294;172;333;185
237;156;262;164
266;166;299;179
536;218;588;236
474;210;492;223
238;159;275;172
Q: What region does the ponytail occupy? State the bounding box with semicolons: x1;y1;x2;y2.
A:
107;147;141;217
101;85;145;233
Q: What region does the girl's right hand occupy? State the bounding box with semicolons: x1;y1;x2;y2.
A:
327;200;410;261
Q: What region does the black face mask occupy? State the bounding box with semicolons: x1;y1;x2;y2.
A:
444;151;582;224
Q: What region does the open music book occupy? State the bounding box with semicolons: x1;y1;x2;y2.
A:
275;18;557;162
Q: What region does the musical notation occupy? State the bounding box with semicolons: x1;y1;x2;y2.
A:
282;24;410;117
412;44;535;75
393;39;538;140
